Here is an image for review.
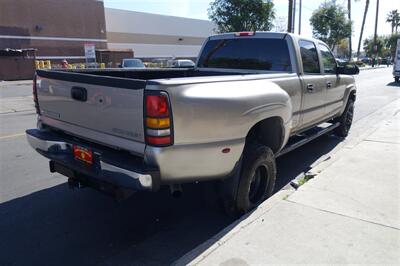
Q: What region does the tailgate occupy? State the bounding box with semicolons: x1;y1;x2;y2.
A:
36;70;146;154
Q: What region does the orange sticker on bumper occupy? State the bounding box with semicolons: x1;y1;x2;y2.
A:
73;145;93;164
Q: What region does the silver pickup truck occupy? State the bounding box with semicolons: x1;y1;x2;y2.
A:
27;32;358;215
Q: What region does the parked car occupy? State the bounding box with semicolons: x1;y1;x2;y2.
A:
120;58;145;69
360;57;371;65
170;59;195;68
335;58;347;66
27;32;358;215
336;58;360;72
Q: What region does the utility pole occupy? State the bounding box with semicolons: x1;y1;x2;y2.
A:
293;0;296;33
372;0;379;67
288;0;293;33
298;0;302;35
348;0;352;60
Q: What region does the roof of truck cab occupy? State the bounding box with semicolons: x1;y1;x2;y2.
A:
207;31;322;44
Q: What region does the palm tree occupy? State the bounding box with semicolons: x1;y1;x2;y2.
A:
395;13;400;33
357;0;369;59
386;9;399;34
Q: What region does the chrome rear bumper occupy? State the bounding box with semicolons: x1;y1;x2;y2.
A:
26;129;160;191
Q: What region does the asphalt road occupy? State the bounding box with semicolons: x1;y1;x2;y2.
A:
0;68;399;266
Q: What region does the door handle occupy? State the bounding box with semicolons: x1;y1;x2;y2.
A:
71;86;87;102
326;81;332;88
306;84;315;93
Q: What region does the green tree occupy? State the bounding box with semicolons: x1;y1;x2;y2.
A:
386;9;400;34
386;33;400;58
310;2;352;51
363;35;394;57
208;0;275;33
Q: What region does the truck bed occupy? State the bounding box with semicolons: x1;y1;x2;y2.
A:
39;68;244;81
34;68;253;156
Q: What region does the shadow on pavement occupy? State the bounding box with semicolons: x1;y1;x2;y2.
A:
0;135;342;266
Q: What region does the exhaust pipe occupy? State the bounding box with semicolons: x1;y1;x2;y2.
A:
170;184;183;198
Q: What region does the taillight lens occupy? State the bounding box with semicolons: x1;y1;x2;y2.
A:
33;74;40;115
145;93;173;146
146;95;169;117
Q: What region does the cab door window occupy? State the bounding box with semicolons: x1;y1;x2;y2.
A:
299;40;320;74
318;44;337;74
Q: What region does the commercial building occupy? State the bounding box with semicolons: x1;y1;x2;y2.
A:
105;8;214;59
0;0;107;60
0;0;214;79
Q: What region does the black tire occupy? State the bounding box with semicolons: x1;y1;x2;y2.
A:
223;143;276;216
395;77;399;83
333;99;354;137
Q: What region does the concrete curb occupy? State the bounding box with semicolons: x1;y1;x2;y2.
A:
359;65;389;71
0;80;32;86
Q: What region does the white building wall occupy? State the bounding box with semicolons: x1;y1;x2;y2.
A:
107;43;205;58
105;8;215;58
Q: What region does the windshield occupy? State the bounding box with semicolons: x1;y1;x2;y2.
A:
197;38;292;71
123;59;144;68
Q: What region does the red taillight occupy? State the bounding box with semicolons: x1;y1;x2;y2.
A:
145;93;173;146
146;95;169;117
235;32;255;37
146;136;171;145
33;74;40;115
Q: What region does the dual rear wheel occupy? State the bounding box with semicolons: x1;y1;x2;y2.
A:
221;99;355;216
222;143;276;216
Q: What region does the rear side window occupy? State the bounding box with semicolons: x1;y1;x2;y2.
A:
318;43;337;74
197;38;292;71
299;40;320;74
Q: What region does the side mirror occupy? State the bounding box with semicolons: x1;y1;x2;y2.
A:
118;64;122;68
337;63;359;75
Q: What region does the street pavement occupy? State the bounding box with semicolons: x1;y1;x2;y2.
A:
0;67;399;265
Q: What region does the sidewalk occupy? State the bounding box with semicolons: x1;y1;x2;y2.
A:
359;65;389;71
0;80;32;86
176;102;400;265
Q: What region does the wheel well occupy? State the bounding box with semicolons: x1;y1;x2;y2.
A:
349;90;356;102
246;117;284;154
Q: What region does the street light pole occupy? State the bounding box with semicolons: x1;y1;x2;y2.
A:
293;0;296;33
348;0;352;60
298;0;302;35
288;0;293;33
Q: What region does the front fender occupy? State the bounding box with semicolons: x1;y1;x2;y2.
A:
340;81;357;115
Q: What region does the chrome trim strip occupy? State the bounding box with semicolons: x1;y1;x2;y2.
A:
100;161;152;188
26;133;70;152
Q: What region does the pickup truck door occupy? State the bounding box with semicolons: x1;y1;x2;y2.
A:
298;40;326;127
318;43;345;117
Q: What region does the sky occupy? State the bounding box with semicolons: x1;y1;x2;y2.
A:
103;0;397;51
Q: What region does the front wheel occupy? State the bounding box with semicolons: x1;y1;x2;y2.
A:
333;99;354;137
395;77;399;83
222;143;276;216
